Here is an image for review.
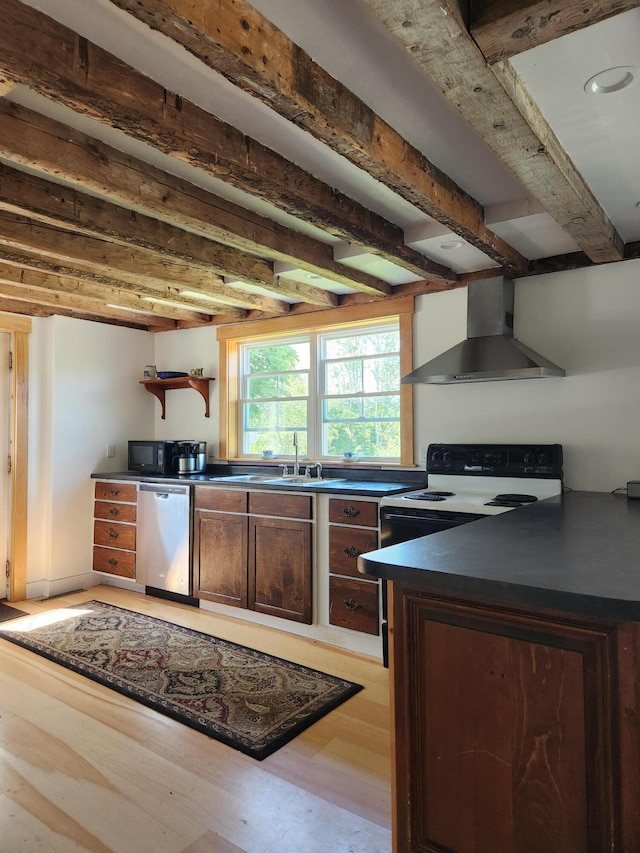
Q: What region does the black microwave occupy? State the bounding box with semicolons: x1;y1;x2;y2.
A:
128;440;179;475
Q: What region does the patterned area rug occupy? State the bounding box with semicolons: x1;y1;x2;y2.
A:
0;602;27;623
0;600;362;759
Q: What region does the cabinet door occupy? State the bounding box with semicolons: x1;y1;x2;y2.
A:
393;588;618;853
194;510;248;607
249;516;312;623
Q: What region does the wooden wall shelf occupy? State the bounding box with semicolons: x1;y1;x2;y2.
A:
140;376;215;419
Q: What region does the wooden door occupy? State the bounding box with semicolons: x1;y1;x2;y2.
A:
0;332;9;598
194;510;248;607
249;515;312;623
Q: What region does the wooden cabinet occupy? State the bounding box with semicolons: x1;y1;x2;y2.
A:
194;486;313;624
390;584;638;853
92;481;137;580
195;509;248;607
249;514;312;622
328;497;380;635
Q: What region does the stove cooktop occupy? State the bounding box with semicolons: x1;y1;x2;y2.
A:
383;476;563;515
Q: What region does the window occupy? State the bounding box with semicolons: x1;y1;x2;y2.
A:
217;297;414;466
238;322;400;460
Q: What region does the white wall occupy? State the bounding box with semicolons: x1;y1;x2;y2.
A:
27;316;154;596
152;325;220;457
21;256;640;593
412;259;640;492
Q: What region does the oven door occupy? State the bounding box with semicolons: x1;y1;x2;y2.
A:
380;505;485;548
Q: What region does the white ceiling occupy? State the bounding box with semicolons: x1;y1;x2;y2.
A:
12;0;640;283
512;8;640;244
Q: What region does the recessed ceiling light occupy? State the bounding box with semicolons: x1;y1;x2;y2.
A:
584;66;638;95
440;240;465;250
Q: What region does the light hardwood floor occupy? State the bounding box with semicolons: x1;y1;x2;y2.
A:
0;586;392;852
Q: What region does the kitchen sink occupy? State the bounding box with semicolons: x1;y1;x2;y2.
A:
268;477;345;485
207;474;277;483
207;474;345;486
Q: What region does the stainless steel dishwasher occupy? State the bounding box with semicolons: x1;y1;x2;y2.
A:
138;482;192;598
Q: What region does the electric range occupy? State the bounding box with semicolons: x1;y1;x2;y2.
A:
382;443;564;518
377;443;564;666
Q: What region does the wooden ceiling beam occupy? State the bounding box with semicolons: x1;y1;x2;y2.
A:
363;0;624;264
0;281;184;326
471;1;639;64
0;262;213;323
0;100;393;298
0;294;165;329
0;0;453;283
108;0;525;273
0;209;289;314
0;162;281;292
0;245;249;318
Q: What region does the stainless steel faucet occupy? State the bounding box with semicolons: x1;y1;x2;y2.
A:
292;431;300;476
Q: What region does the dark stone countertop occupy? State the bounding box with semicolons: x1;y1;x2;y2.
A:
360;491;640;622
91;469;423;497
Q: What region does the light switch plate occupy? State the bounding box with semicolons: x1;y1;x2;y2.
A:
106;443;116;458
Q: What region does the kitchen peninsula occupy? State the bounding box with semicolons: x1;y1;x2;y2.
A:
361;491;640;853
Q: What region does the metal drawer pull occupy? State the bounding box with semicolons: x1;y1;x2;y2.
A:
108;507;120;516
343;506;360;517
108;528;118;539
109;488;120;496
107;558;118;567
344;598;361;611
343;546;361;558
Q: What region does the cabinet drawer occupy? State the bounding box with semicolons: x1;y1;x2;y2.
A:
195;488;248;513
93;545;136;579
249;491;312;520
329;576;379;635
329;498;378;527
94;481;137;503
93;520;136;551
329;525;378;578
94;500;137;523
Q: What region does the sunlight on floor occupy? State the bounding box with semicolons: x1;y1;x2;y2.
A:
0;607;94;632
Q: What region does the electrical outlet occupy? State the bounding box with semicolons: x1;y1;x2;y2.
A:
106;443;116;458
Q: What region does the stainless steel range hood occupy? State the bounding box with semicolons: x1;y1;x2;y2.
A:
402;277;565;384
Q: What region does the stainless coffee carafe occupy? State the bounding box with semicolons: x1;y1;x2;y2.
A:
175;440;207;474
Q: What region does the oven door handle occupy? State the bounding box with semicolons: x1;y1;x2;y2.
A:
382;512;437;521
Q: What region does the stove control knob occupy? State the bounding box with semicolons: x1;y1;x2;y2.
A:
524;452;535;465
431;450;442;463
443;450;453;463
537;451;550;465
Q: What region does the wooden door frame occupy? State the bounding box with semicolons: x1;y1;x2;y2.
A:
0;313;29;601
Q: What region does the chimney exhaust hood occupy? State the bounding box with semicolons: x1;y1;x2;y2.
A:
402;277;565;385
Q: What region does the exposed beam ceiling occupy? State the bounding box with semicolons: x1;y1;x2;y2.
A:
362;0;623;263
0;0;635;330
